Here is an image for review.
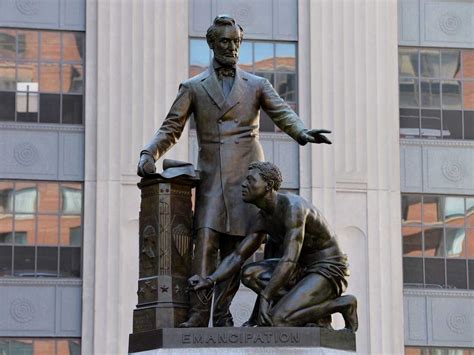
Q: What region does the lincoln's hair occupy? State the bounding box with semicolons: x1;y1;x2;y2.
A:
248;161;283;191
206;15;244;46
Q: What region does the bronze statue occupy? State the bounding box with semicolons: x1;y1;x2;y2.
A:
188;162;358;331
137;15;331;327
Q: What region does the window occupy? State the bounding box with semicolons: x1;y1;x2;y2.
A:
189;38;297;132
406;347;474;355
399;47;474;140
0;29;84;124
401;194;474;289
0;181;83;278
0;338;80;355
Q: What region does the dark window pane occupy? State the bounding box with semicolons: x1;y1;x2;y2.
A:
399;48;418;77
0;91;15;121
420;49;440;77
10;339;33;354
423;195;443;225
63;32;84;62
59;247;81;277
39;93;60;123
445;228;466;257
441;50;461;79
442;110;462;140
189;39;209;77
238;41;252;72
0;29;16;59
424;258;445;288
399;78;419;107
400;108;420;137
421;80;440;108
444;196;464;227
465;111;474;140
62;64;84;94
0;245;12;276
446;259;467;289
62;94;83;124
17;30;38;61
403;226;422;256
13;246;35;276
424;226;444;257
275;43;296;72
259;110;275;132
255;43;273;72
403;257;423;285
275;73;296;102
41;31;60;61
421;109;441;138
402;194;422;224
469;260;474;289
37;246;58;277
441;80;461;109
40;63;60;92
0;60;16;91
16;90;38;123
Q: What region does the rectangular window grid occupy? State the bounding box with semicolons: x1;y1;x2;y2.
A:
0;180;83;278
401;194;474;290
399;47;474;140
189;38;297;132
0;29;84;125
0;338;80;355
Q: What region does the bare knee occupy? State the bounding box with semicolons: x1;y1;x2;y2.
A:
241;263;260;289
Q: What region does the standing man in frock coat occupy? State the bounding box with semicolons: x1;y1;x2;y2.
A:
137;15;331;327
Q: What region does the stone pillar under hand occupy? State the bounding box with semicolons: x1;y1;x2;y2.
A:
132;176;198;332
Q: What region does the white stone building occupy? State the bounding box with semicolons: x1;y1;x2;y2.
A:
0;0;472;354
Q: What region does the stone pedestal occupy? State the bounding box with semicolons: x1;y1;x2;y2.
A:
132;177;198;332
128;327;356;354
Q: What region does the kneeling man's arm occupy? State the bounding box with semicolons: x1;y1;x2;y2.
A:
188;233;266;291
261;216;305;302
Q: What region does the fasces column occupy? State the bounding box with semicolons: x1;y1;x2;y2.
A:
298;0;403;354
83;0;189;354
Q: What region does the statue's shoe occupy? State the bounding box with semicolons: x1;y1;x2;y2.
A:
340;295;358;332
178;312;209;328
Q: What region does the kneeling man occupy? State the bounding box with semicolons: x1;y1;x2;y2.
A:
188;161;358;330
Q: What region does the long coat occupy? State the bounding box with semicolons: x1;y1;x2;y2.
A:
143;66;306;236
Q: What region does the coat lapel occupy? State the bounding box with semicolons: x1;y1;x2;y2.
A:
200;67;247;119
201;68;226;109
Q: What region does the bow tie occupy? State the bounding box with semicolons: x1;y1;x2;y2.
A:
216;67;235;79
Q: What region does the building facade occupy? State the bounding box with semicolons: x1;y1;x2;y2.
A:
0;0;472;354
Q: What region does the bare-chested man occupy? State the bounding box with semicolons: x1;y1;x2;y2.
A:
188;161;358;330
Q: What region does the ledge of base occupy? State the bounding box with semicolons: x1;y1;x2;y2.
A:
129;327;355;353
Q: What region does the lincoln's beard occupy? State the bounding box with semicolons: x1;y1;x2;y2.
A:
214;53;239;67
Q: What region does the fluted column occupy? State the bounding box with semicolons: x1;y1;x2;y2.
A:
298;0;403;354
83;1;189;353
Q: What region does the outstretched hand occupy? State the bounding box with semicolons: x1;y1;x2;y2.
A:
188;274;214;292
137;153;156;177
300;129;332;145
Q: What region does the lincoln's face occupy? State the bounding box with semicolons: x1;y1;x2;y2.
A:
210;26;241;67
241;169;268;203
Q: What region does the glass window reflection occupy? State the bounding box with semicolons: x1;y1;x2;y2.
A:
402;194;422;224
420;49;440;78
421;80;440;107
445;228;465;257
63;32;84;62
421;109;441;138
444;196;464;227
399;48;418;77
403;226;422;256
17;30;38;61
255;43;273;72
62;64;84;94
41;31;61;61
441;80;461;109
441;50;461;79
0;29;16;59
190;39;210;77
0;60;16;91
424;227;444;257
462;50;474;78
238;42;252;72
